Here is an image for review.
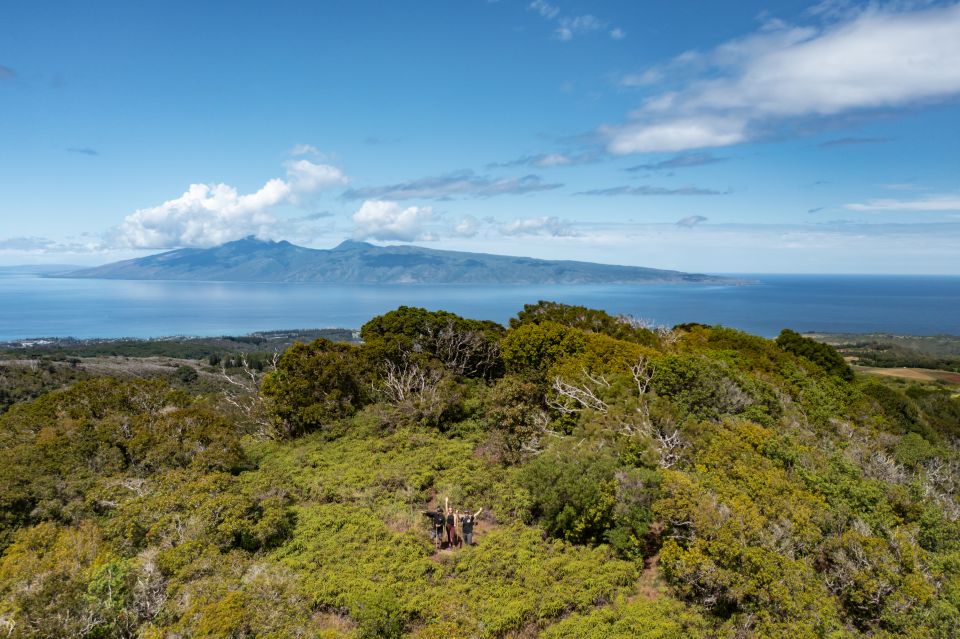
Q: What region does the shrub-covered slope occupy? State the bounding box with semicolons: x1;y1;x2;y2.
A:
0;301;958;638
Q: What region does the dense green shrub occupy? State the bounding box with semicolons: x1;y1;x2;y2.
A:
776;328;854;381
261;338;369;437
541;596;710;639
510;301;658;346
499;320;587;375
520;445;659;557
483;375;546;464
360;306;504;379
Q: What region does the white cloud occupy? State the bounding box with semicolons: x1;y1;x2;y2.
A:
554;15;603;41
605;4;960;154
288;143;321;157
605;117;747;154
112;160;347;249
352;200;435;242
501;216;578;237
528;1;620;41
619;69;662;87
453;215;481;238
529;0;559;20
845;194;960;211
535;153;574;167
284;159;347;193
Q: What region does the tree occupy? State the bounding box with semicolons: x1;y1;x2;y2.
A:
485;375;548;463
510;301;658;346
360;306;504;379
775;329;854;381
261;339;368;438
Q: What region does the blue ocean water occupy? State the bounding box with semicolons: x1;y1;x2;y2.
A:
0;272;957;341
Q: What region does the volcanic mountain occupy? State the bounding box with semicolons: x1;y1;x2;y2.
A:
61;237;730;285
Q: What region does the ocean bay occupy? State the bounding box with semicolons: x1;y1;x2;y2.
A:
2;271;958;341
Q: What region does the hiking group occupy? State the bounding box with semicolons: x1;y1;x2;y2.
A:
423;497;482;550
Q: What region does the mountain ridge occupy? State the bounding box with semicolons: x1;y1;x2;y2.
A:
58;237;734;285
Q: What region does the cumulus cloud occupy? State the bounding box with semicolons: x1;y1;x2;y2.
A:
610;28;626;40
626;152;727;172
603;4;960;154
352;200;435;241
342;170;561;200
676;215;708;228
578;185;727;196
284;159;347;193
288;143;321;157
845;194;960;211
501;216;577;237
453;215;481;238
111;160;347;249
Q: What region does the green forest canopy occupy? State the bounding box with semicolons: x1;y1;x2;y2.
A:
1;301;959;638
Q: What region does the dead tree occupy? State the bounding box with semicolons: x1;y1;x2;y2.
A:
549;369;610;414
220;352;279;439
379;359;443;405
430;320;500;378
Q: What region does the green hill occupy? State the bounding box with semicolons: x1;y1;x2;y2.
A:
1;301;958;638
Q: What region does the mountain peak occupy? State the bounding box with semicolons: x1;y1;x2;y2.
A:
332;239;375;251
228;235;272;246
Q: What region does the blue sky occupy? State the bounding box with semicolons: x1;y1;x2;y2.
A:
1;0;958;273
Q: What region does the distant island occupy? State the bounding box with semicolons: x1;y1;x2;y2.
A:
58;237;733;285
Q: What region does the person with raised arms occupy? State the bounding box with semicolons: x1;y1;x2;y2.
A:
459;507;482;547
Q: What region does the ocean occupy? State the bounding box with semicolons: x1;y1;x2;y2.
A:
1;271;958;341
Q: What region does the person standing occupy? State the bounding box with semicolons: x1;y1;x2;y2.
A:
423;503;446;549
444;497;457;547
460;507;482;546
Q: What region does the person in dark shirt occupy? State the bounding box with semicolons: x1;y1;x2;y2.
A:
445;497;457;547
422;502;447;549
460;507;482;546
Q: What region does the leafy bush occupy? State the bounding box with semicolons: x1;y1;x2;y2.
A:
510;301;658;346
541;596;710;639
500;321;586;375
261;338;369;437
520;445;659;557
776;328;854;381
360;306;504;379
483;375;546;463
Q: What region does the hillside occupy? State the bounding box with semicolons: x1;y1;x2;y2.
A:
810;332;960;373
1;302;959;638
58;237;730;284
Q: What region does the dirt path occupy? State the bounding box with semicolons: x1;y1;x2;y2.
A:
632;553;661;600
